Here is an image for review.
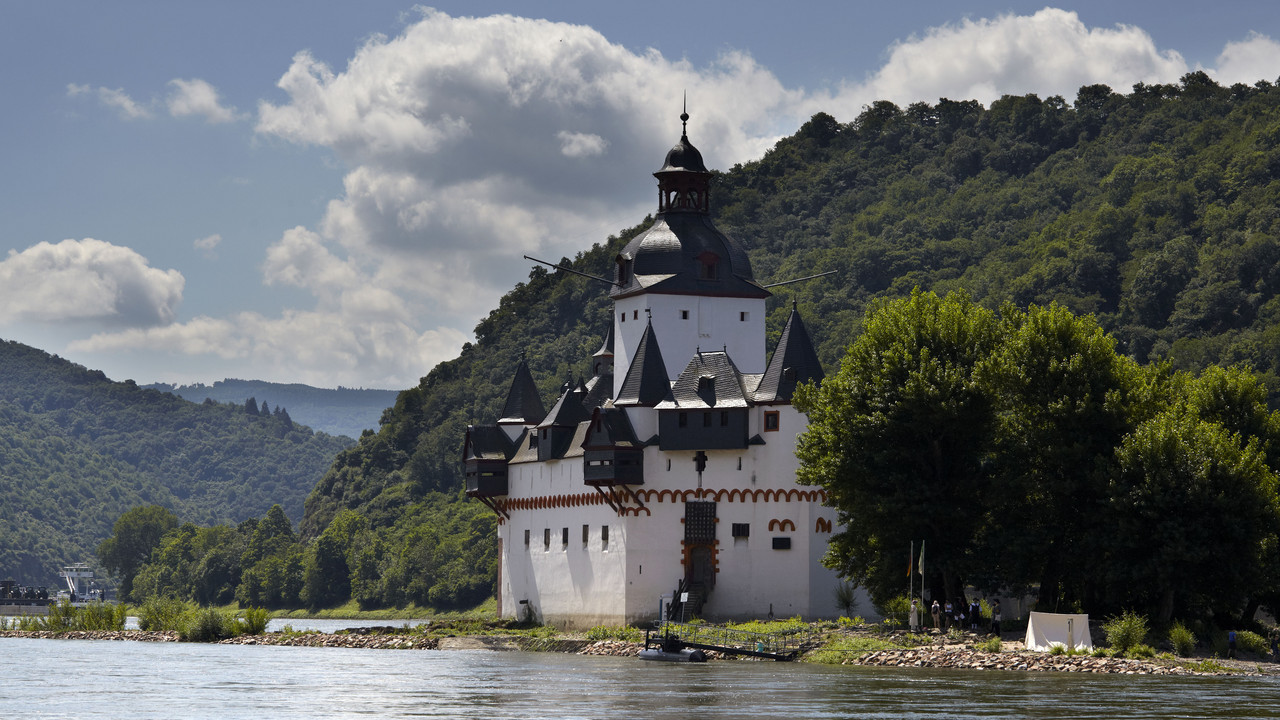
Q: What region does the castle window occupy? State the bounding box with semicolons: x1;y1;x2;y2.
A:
697;252;719;280
720;411;729;426
602;525;609;549
740;311;749;322
620;312;625;323
582;524;589;545
681;310;689;320
737;456;742;470
678;412;688;428
524;529;530;547
703;412;712;427
562;527;569;547
764;411;780;432
667;458;672;471
772;537;792;550
544;528;550;550
633;310;638;320
732;523;750;538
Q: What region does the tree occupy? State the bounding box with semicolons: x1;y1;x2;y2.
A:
97;505;179;601
975;304;1149;608
795;289;1000;604
1106;408;1280;622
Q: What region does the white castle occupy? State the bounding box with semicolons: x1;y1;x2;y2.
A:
464;112;843;628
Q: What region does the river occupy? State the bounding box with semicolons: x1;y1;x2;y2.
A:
4;637;1280;719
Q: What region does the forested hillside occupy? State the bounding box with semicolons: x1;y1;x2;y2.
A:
0;341;352;585
145;379;398;439
117;72;1280;612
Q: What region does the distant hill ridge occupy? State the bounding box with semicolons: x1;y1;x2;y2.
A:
0;340;353;585
145;379;399;439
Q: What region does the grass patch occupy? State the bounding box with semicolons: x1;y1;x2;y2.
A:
1181;658;1233;674
725;616;810;636
585;625;643;642
805;634;918;664
973;636;1002;653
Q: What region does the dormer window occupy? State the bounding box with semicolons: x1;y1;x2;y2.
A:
698;252;719;280
698;375;715;392
616;255;632;285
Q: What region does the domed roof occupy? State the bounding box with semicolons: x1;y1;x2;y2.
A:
658;123;708;174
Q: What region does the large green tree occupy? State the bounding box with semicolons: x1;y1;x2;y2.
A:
96;505;179;601
795;289;1000;604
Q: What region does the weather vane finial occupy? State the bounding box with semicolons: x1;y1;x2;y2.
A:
681;92;689;135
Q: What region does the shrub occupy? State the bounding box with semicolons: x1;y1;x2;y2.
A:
1168;621;1196;657
1103;611;1148;653
1237;630;1268;655
875;596;910;628
974;636;1002;653
180;607;232;642
234;607;270;636
1127;643;1156;659
1091;646;1113;658
138;596;189;632
80;602;127;631
834;582;859;617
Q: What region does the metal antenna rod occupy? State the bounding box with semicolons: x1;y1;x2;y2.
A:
523;255;621;287
762;270;837;289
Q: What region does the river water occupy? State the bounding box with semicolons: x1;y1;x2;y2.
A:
4;637;1280;719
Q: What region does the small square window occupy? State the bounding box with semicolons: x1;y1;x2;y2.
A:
764;411;780;432
732;523;750;538
602;525;609;549
620;312;625;323
582;524;589;545
562;527;569;546
681;310;689;319
740;311;749;322
633;310;638;320
524;529;531;547
772;537;792;550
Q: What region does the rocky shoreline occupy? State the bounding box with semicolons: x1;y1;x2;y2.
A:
2;629;1271;676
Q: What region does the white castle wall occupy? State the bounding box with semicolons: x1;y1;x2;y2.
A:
612;294;767;396
497;401;845;628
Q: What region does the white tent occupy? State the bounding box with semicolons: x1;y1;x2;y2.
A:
1024;611;1093;652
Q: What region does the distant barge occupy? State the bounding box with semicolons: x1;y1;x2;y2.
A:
1;565;104;616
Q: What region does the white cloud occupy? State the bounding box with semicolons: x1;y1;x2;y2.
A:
67;83;152;120
0;239;182;326
166;78;241;123
557;131;608;158
193;233;222;255
808;8;1190;119
1212;32;1280;86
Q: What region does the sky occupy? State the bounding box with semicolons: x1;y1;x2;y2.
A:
3;1;1280;390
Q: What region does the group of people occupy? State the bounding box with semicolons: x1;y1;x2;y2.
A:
908;597;1001;635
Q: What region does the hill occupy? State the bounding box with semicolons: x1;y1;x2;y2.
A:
145;380;398;439
287;73;1280;608
0;340;353;586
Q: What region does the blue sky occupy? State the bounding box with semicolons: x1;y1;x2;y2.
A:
3;1;1279;389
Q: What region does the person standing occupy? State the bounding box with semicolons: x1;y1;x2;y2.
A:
943;601;953;631
991;599;1002;636
1228;630;1237;659
931;600;941;632
909;599;920;632
969;600;981;631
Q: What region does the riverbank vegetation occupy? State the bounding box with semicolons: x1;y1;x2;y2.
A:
797;291;1280;625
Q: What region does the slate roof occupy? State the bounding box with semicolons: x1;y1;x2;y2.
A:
538;381;592;429
463;425;515;462
610;213;768;300
655;351;750;410
615;320;672;407
754;306;824;404
582;372;614;411
582;405;645;450
499;356;546;425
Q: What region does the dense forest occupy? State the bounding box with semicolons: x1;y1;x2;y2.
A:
0;340;352;586
145;379;399;439
106;72;1280;614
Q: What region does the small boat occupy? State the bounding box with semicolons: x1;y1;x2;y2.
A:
639;630;707;662
638;647;707;662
